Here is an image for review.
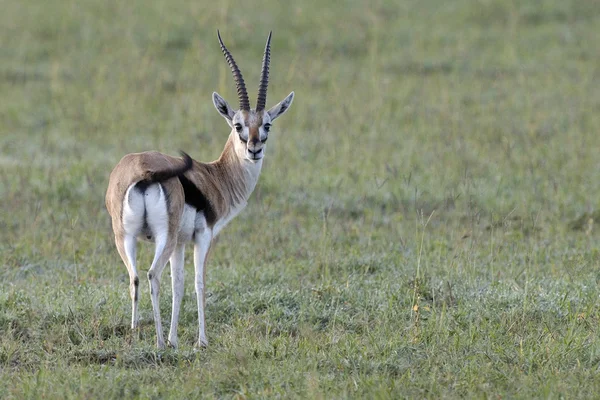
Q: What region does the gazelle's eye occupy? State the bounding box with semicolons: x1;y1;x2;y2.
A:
235;123;243;132
264;124;271;132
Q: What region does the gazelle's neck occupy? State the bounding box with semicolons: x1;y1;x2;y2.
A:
213;133;263;206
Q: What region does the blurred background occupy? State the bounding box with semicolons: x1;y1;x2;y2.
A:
1;0;600;397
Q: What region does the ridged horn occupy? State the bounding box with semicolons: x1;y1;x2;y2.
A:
256;31;272;111
217;30;250;111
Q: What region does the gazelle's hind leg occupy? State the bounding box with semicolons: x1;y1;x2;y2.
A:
144;183;176;349
147;238;176;349
118;184;146;330
115;234;140;329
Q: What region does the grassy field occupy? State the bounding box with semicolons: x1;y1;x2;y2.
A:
2;0;600;397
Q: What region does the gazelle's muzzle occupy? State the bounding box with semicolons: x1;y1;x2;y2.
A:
246;143;264;161
244;125;265;161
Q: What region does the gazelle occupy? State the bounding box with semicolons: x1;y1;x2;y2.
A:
105;31;294;348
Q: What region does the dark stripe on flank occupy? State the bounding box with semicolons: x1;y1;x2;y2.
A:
178;175;217;226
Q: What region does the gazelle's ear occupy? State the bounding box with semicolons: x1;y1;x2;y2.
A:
212;92;235;125
267;91;294;122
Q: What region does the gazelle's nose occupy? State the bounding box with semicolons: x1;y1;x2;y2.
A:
247;137;263;151
248;147;262;156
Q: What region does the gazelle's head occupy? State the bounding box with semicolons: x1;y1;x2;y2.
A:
212;31;294;163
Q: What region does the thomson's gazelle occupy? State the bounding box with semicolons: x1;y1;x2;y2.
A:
105;31;294;348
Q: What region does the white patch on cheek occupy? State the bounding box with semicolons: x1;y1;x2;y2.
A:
258;127;267;142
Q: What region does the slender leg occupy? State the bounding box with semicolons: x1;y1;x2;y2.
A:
194;229;213;347
144;183;177;349
115;233;139;330
147;233;176;349
167;243;185;348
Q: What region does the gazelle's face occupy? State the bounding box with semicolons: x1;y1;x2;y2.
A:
213;32;294;162
212;91;295;163
232;110;271;162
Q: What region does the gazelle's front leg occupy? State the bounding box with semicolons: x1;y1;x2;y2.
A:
167;243;185;348
194;229;213;347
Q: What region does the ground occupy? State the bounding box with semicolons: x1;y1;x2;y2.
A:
1;0;600;398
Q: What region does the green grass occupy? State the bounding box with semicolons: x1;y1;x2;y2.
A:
2;0;600;397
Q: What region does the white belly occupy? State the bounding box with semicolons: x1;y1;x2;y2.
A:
178;204;210;243
178;204;197;241
178;201;248;241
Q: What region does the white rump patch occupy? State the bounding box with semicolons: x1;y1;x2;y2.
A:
122;182;169;242
122;184;146;236
144;184;169;245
